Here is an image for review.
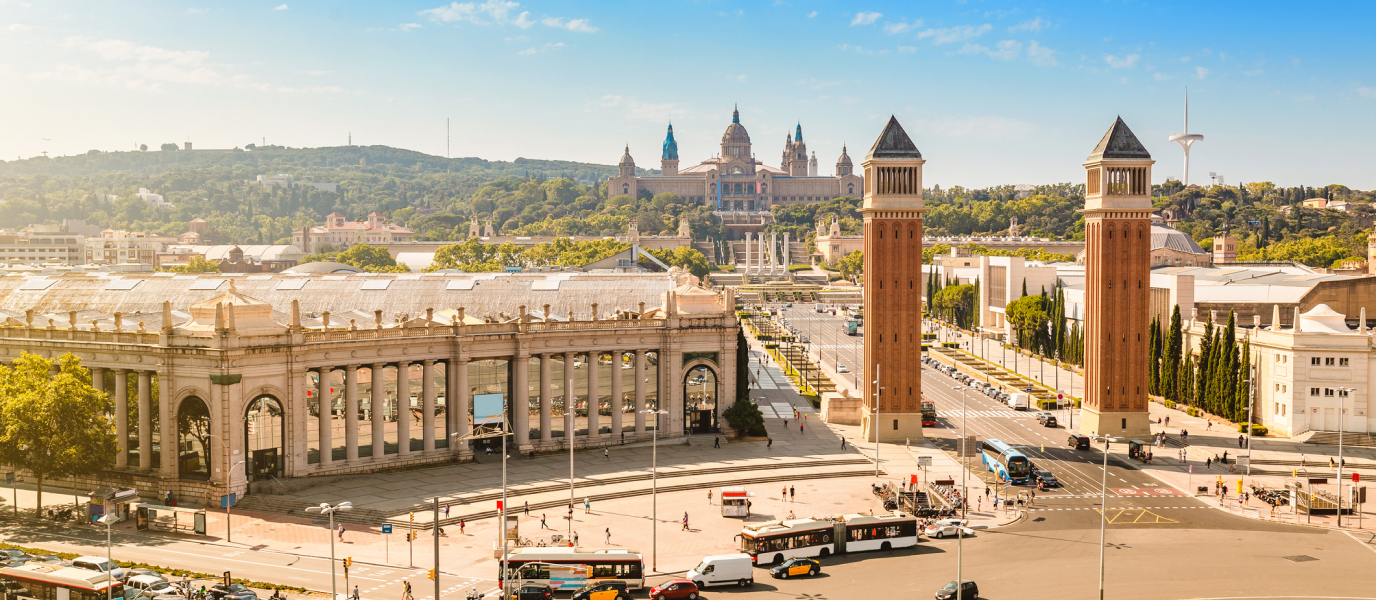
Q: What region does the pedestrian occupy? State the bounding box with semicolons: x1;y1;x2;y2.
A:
985;487;990;498
460;519;466;535
573;531;579;546
906;437;910;448
1206;457;1211;469
338;523;345;542
790;485;796;502
605;528;611;545
352;585;360;600
1222;484;1228;500
1330;456;1335;468
1238;434;1245;448
800;423;804;434
1207;421;1212;431
714;436;720;448
1300;454;1306;467
767;437;773;449
977;497;983;512
540;514;547;529
787;509;796;519
707;489;713;505
604;448;610;460
1165;416;1170;427
445;504;450;518
682;512;689;531
841;437;847;449
781;485;787;501
524;501;530;515
784;418;789;428
746;499;752;516
1223;451;1228;463
584;497;591;514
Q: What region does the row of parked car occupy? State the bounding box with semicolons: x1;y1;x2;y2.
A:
0;549;258;600
921;357;1015;403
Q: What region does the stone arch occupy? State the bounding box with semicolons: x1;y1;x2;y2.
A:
177;395;212;481
244;394;286;483
682;361;719;434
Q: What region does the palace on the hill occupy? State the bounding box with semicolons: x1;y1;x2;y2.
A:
607;107;864;213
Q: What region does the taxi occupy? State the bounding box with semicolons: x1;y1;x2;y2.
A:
569;581;631;600
768;557;821;579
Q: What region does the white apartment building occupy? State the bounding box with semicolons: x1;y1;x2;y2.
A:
84;229;170;266
0;229;85;266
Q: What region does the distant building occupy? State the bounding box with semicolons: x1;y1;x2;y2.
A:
160;244;305;272
0;225;85;266
257;174;338;193
84;229;170;266
294;212;415;251
136;188;173;209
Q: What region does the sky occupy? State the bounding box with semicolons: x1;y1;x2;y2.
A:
2;1;1375;189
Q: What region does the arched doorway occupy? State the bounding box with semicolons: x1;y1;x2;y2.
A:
177;396;211;481
684;365;718;434
245;395;285;482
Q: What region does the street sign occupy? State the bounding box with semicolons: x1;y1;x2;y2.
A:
1355;473;1361;483
1309;478;1329;484
1057;393;1064;400
382;523;393;534
918;456;933;467
1235;455;1249;468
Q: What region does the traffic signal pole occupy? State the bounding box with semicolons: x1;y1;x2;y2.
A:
433;497;441;600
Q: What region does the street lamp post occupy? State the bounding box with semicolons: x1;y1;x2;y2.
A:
305;501;353;600
956;385;967;600
639;408;669;572
98;514;116;600
226;459;245;543
1092;435;1121;600
1336;387;1356;528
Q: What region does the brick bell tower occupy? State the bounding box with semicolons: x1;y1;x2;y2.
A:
1080;117;1155;438
861;116;926;443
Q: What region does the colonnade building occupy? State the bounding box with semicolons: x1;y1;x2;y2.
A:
0;270;738;501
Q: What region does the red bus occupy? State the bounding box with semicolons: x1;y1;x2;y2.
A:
921;400;937;426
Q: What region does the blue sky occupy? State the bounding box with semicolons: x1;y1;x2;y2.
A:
3;1;1374;188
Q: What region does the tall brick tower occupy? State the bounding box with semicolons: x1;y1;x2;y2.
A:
861;116;926;443
1080;117;1155;438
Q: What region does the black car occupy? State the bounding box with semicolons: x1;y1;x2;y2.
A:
0;550;30;563
509;585;553;600
1068;434;1090;450
1040;414;1058;428
1035;470;1059;488
208;584;258;600
935;580;979;599
769;558;821;579
569;581;630;600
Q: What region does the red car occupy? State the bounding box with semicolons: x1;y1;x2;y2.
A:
649;579;700;600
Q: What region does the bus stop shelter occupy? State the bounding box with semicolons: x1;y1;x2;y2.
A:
134;503;208;535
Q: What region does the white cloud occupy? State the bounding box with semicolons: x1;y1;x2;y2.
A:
420;0;521;25
1008;17;1046;32
1195;66;1210;79
882;19;921;34
397;23;422;31
7;23;44;31
517;42;564;55
35;36;265;93
1026;41;1056;66
734;74;747;82
513;11;533;28
1179;56;1191;62
807;11;817;18
1103;53;1139;69
186;8;208;14
851;11;881;26
598;94;688;122
959;39;1021;60
898;45;916;53
542;16;597;32
916;24;991;45
1358;87;1376;99
274;4;288;10
1154;72;1169;81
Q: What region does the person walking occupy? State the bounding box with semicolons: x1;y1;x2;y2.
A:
1238;434;1245;449
524;501;530;516
584;498;591;514
444;504;450;518
767;437;773;450
540;514;548;529
707;489;713;505
352;585;360;600
799;423;804;435
459;519;466;535
1206;457;1212;469
789;486;796;502
841;437;847;449
905;437;910;449
714;436;720;448
573;531;579;546
781;486;787;501
605;528;611;545
604;448;610;460
338;523;345;542
682;512;690;531
1207;421;1212;431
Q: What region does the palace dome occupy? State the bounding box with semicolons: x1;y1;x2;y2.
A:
721;107;751;145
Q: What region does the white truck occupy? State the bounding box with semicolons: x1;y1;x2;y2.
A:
686;554;755;587
1007;392;1030;411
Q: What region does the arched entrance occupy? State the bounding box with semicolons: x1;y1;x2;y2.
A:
684;365;718;434
245;395;285;482
177;396;211;481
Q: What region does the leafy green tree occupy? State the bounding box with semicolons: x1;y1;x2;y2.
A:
1005;294;1050;351
160;143;179;151
334;244;410;273
723;397;766;438
838;251;863;280
649;246;711;279
0;352;117;510
160;255;221;273
933;284;976;329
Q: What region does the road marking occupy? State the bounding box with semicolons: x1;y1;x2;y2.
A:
1095;508;1180;524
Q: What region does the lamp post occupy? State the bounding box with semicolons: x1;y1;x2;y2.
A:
1091;435;1122;600
305;501;353;600
226;459;245;543
872;365;884;478
639;409;669;572
1336;387;1356;528
98;513;116;600
956;385;967;600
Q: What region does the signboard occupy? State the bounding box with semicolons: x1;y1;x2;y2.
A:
194;512;206;535
382;523;393;534
917;456;933;467
220;493;236;509
1235;455;1249;468
474;393;505;427
1309;478;1329;485
4;472;12;485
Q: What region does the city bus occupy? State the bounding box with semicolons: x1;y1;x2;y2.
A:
980;439;1030;485
921;400;937;427
0;563;123;600
501;548;644;592
738;512;919;565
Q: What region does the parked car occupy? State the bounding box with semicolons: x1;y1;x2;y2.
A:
1068;434;1090;450
1035;470;1060;488
126;569;164;580
208;583;258;600
935;580;980;599
509;584;553;600
648;579;700;600
126;576;182;600
0;550;31;563
569;581;630;600
73;556;126;581
769;558;821;579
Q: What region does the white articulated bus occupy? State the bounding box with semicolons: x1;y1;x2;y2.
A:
500;547;644;592
0;563;123;600
738;511;919;565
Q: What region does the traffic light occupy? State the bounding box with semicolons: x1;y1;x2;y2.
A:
343;557;352;568
427;569;436;581
409;512;415;522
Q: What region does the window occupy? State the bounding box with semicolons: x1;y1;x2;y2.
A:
1325;389;1335;397
1310;388;1320;397
1312;357;1321;366
1340;389;1350;398
1325;357;1336;366
1340;358;1350;367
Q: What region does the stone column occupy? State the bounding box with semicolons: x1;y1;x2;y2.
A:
514;355;530;446
114;370;128;469
744;232;752;274
396;361;411;456
344;365;359;462
371;364;386;459
137;371;151;470
91;368;105;395
634;350;647;433
318;368;333;467
564;352;577;442
587;352;600;437
454;359;470;451
422;360;436;453
610;351;624;435
539;354;552;443
158;369;175;478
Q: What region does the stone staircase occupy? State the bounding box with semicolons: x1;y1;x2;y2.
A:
793;271;829;286
1304;431;1376;448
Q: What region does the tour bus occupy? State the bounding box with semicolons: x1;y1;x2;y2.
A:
921;400;937;427
980;439;1031;485
738;511;919;565
501;548;644;592
0;563;123;600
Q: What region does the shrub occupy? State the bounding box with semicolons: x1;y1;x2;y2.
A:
1239;423;1269;436
724;399;767;437
788;264;813;272
1186;407;1200;417
716;264;736;272
1164;400;1175;409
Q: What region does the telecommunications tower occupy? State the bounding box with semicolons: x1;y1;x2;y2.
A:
1168;88;1204;186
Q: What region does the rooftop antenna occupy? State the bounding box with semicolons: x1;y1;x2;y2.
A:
1168;87;1204;186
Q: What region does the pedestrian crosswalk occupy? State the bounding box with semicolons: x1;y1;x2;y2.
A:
937;410;1034;419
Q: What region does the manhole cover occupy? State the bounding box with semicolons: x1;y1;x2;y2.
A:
1283;555;1318;563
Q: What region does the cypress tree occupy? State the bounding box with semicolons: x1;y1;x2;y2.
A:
1148;315;1161;396
1236;338;1252;423
1223;311;1239;417
1021;278;1028;298
1165;305;1183;402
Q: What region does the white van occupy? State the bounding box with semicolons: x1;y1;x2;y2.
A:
1007;393;1029;411
71;556;125;581
686;553;754;588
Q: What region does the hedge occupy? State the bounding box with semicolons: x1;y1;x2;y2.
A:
1239;423;1269;436
788;264;812;272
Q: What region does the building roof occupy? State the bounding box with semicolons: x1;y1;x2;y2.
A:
1150;224;1206;255
867;116;922;160
1087;116;1151;161
662;124;678;160
619;145;635;166
280;261;364;274
722;108;751;144
195;244;306;263
836;144;852;166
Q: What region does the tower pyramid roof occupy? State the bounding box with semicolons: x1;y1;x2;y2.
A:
867;116;922;159
662;124;678;160
1087;116;1152;161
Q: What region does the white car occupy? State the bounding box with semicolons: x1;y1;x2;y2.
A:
924;524;975;539
126;575;183;599
71;556;125;581
837;363;850;373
